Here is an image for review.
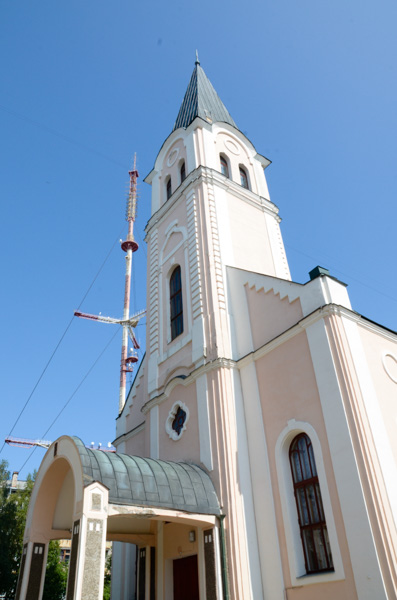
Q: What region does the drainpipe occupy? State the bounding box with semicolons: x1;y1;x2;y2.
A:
218;514;230;600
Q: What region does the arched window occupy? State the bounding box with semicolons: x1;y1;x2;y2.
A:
239;166;249;189
170;266;183;340
166;177;172;200
289;434;333;574
180;161;186;183
220;155;229;178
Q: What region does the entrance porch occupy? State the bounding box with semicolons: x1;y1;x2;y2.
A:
15;436;224;600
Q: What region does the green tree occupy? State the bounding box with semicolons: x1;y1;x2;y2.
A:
42;540;68;600
0;460;19;598
103;549;112;600
0;461;36;598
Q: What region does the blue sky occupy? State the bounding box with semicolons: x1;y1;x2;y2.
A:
1;0;396;477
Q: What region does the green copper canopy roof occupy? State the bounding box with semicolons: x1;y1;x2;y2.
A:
73;437;220;516
173;59;237;131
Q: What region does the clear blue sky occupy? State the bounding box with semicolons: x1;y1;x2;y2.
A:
1;0;396;477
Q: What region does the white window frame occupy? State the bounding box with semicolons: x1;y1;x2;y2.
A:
275;419;345;586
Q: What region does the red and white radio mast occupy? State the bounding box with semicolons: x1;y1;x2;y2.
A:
75;155;145;414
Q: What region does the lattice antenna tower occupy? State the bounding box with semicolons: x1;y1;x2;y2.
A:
125;153;138;228
74;155;145;415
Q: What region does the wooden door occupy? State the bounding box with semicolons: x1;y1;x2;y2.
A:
173;554;199;600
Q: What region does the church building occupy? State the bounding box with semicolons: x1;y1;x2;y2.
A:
16;60;397;600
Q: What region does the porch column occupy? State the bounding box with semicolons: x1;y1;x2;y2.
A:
66;483;109;600
15;540;49;600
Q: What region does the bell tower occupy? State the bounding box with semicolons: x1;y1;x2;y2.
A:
144;57;290;398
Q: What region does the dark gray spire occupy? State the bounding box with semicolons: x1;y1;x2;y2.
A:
173;61;237;131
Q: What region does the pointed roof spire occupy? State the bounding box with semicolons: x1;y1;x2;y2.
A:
173;59;237;131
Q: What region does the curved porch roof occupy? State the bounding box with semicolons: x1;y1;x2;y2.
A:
73;437;220;516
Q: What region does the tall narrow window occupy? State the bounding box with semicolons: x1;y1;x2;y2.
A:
239;166;249;189
180;161;186;183
166;177;172;200
220;155;229;178
289;434;333;574
170;266;183;340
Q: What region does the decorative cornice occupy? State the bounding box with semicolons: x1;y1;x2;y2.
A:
140;303;397;416
112;422;145;447
145;165;279;238
238;304;397;369
142;357;237;414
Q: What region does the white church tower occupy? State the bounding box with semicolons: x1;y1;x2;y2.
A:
115;56;293;599
142;53;290;393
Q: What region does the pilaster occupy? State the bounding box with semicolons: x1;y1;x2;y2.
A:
66;483;109;600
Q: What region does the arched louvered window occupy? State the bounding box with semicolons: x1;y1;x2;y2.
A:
220;155;229;178
170;266;183;340
166;177;172;200
180;161;186;183
289;434;333;574
239;166;249;189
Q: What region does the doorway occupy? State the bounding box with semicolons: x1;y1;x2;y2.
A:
173;555;199;600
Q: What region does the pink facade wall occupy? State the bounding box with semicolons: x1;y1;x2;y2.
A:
255;330;357;597
245;284;303;348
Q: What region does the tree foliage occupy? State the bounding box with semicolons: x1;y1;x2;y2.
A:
42;541;68;600
0;460;35;598
0;460;19;597
103;549;112;600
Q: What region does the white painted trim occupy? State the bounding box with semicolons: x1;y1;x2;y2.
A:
213;526;224;600
163;260;190;350
275;420;345;587
184;239;192;329
161;223;187;265
150;405;159;458
107;503;217;526
226;265;254;359
306;319;388;599
196;374;213;471
232;367;263;599
113;422;145;448
382;351;397;383
165;401;189;441
215;186;235;276
342;317;397;530
236;364;285;599
145;165;281;238
158;266;164;363
142;357;237;415
161;333;192;364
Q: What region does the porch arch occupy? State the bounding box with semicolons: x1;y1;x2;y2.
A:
16;435;222;600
